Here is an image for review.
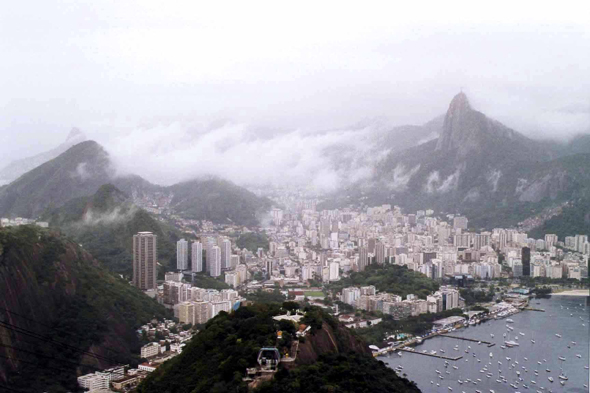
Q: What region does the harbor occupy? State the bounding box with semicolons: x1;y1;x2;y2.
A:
382;296;590;393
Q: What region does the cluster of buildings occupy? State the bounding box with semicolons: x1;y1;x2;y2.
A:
340;285;462;320
250;200;588;287
175;235;239;277
158;279;243;325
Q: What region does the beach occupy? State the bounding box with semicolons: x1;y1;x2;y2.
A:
551;289;589;296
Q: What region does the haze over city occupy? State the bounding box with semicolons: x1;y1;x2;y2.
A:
1;1;589;188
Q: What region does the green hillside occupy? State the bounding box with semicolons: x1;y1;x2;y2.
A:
138;304;419;393
0;141;112;218
0;225;168;392
529;197;590;239
44;184;180;277
167;179;273;226
329;264;439;299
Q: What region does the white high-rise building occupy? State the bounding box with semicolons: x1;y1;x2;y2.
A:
220;238;231;269
191;241;203;272
329;261;340;281
177;239;188;270
453;216;468;230
544;234;558;249
208;246;221;277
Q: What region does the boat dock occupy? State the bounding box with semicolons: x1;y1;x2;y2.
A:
524;307;545;312
398;348;462;361
440;334;496;347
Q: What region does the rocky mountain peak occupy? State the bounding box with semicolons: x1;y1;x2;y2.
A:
435;92;484;154
66;127;86;141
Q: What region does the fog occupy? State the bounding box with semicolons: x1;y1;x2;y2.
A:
1;1;589;187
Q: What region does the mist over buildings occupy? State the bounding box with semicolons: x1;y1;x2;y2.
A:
1;1;589;188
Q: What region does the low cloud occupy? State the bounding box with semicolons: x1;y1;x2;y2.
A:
103;121;389;191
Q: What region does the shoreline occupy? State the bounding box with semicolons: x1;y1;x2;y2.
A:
550;289;589;297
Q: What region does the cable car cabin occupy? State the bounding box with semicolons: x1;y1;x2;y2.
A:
257;347;281;370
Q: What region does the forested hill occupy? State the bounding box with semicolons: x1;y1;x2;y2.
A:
44;184;180;277
139;304;420;393
329;264;440;299
0;225;167;392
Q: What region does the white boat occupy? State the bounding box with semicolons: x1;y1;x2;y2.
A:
558;375;568;381
575;354;581;358
554;334;561;338
519;332;525;336
558;356;565;361
507;319;514;323
505;341;520;347
548;377;553;382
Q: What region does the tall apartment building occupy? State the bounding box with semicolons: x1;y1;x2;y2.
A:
208;246;221;277
133;232;157;290
220;238;231;270
191;241;203;272
358;246;369;272
177;239;188;270
544;234;557;249
453;216;468;230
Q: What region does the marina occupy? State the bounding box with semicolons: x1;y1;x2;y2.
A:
383;296;590;393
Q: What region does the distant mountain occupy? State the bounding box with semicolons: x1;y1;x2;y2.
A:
138;304;419;393
325;93;590;230
167;179;273;226
0;140;272;226
0;225;168;392
320;116;444;183
0;140;113;218
44;184;181;277
0;128;86;184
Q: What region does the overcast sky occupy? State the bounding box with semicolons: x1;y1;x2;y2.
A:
1;1;589;180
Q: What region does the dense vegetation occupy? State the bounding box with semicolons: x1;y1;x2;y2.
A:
528;197;590;239
237;232;270;252
329;264;440;299
138;303;285;393
0;225;168;392
168;179;273;226
193;273;230;290
44;184;180;278
459;288;494;305
518;276;589;288
355;308;466;344
245;289;286;304
257;352;419;393
139;304;420;393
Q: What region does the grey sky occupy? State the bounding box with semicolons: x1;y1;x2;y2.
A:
1;1;589;178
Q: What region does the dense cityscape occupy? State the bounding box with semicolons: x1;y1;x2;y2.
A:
4;186;587;391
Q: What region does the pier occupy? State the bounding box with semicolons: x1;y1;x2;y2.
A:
398;348;462;361
440;334;496;347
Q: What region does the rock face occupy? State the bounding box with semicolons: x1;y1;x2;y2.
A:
294;321;370;365
0;225;167;392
